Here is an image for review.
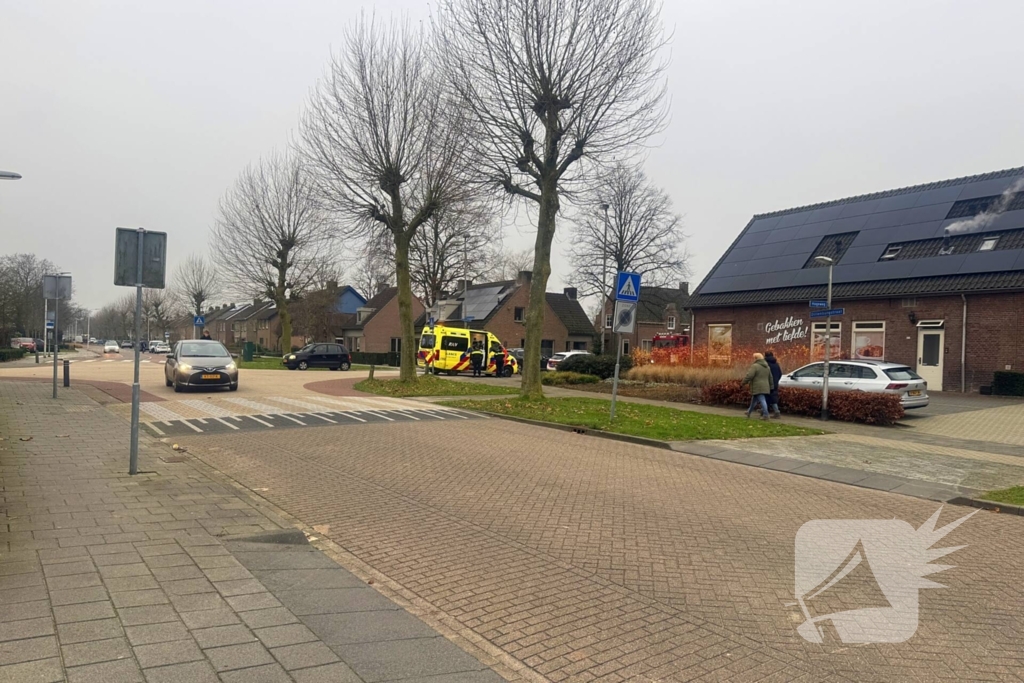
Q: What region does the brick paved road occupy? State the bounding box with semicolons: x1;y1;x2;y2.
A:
179;419;1024;682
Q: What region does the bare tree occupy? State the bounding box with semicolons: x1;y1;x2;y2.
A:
486;247;535;282
172;254;219;333
569;163;687;299
212;152;336;350
351;240;396;300
301;15;471;381
435;0;669;397
142;289;179;340
410;203;501;306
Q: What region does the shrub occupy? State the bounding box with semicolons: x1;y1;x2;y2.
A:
557;354;632;379
700;381;905;425
626;364;743;387
993;371;1024;396
542;372;600;386
0;348;26;363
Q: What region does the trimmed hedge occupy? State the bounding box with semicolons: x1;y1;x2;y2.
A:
0;348;26;363
557;354;633;380
351;351;400;366
993;371;1024;396
542;371;600;386
700;379;905;425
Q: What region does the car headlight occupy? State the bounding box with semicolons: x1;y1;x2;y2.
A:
178;363;192;374
287;354;296;360
225;362;236;372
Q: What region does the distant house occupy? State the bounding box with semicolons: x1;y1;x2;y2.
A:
337;287;425;354
330;284;367;314
600;282;691;355
419;271;596;356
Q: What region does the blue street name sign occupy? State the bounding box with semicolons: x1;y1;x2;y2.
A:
45;321;55;329
810;308;845;318
193;315;205;327
615;271;641;302
809;300;829;308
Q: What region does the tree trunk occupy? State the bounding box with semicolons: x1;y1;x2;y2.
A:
394;233;418;382
275;259;291;354
520;180;560;399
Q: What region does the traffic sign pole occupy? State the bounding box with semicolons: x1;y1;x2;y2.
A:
52;297;58;399
610;272;641;421
821;263;833;420
129;228;144;476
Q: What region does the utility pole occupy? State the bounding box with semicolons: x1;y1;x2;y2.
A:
814;256;834;420
600;203;610;355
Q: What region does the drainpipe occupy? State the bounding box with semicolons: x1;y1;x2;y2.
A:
961;293;967;393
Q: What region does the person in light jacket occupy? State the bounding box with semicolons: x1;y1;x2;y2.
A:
743;352;774;420
765;351;783;418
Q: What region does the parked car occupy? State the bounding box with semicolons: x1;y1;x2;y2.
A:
89;337;97;345
508;347;549;373
120;340;133;349
284;343;351;371
151;342;171;354
10;337;35;351
33;339;45;352
546;350;592;372
103;341;120;354
778;360;929;409
165;339;238;392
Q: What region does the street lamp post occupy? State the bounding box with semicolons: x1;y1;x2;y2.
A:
600;203;610;355
0;171;22;180
814;256;834;420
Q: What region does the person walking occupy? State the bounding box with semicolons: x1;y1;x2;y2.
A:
470;342;484;377
743;352;773;420
200;328;212;340
765;351;783;418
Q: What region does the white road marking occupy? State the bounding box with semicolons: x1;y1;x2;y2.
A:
139;402;190;422
304;412;337;424
276;413;306;425
179;419;203;433
225;397;294;415
393;410;420;421
267;396;348;414
178;400;236;418
145;422;165;436
244;414;274;428
328;411;366;423
103;360;115;363
213;417;239;430
363;410;394;422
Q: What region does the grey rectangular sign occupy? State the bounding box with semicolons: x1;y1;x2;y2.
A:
42;274;72;300
114;228;167;288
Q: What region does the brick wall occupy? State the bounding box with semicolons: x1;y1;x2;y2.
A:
483;286;583;351
362;295;425;353
690;293;1024;392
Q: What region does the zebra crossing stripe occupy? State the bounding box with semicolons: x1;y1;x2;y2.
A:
179;420;203;433
363;410;394;422
214;417;239;430
244;415;274;428
305;412;337;424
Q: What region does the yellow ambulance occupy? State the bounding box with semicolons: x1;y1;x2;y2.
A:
418;325;518;376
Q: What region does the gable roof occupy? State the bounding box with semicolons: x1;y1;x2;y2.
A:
545;293;596;337
352;287;398;328
636;286;690;323
689;166;1024;307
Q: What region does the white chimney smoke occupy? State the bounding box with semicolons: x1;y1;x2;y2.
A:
944;177;1024;237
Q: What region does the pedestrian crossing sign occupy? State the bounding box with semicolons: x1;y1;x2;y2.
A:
615;271;641;302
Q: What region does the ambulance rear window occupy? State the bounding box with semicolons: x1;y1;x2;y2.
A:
420;334;436;349
441;336;468;351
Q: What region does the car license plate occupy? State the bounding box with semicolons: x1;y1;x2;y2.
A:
908;390;921;396
201;373;220;380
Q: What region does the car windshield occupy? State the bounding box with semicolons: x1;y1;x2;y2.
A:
420;334;436;349
180;342;230;358
884;367;922;381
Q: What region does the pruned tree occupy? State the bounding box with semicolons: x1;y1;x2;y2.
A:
301;15;471;381
352;237;396;300
212;151;337;350
142;289;179;341
410;203;501;306
435;0;669;397
172;254;219;332
569;163;687;298
0;253;59;342
487;247;535;282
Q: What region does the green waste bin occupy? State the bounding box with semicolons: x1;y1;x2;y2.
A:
242;342;255;362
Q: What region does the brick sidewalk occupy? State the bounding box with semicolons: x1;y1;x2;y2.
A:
0;381;501;682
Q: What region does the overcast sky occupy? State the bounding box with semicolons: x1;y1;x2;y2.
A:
2;0;1022;311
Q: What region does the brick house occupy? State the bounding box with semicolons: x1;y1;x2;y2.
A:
337;287;425;354
599;283;691;355
687;166;1024;392
418;271;596;356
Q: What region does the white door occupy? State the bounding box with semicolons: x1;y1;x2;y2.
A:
916;329;944;391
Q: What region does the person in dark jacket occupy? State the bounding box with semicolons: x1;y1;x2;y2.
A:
491;341;505;377
742;353;773;420
470;342;484;377
765;351;783;418
200;329;212;340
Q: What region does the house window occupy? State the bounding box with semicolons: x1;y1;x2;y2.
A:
708;324;732;363
622;338;630;355
514;307;525;322
390;337;401;354
667;315;676;330
605;314;612;329
811;322;841;361
852;321;885;360
641;339;652;352
572;341;587;351
980;237;999;251
901;298;917;308
541;339;554;356
565;341;571;352
880;246;901;260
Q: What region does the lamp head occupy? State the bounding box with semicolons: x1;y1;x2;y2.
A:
814;256;833;265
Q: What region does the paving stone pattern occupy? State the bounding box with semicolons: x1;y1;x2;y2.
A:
180;418;1024;682
0;381;499;682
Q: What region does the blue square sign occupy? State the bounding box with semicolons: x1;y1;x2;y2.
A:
615;271;641;302
193;315;205;327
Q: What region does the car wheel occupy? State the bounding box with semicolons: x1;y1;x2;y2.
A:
340;361;351;371
502;366;514;377
298;361;308;371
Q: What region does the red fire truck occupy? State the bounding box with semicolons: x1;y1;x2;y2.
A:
652;333;690;349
